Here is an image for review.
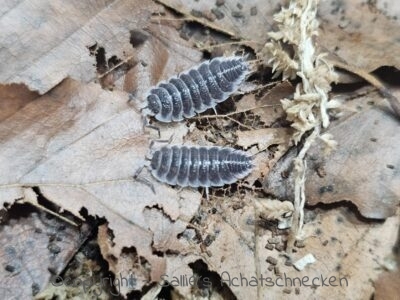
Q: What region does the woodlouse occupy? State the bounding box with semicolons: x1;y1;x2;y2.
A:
150;145;253;189
142;56;249;122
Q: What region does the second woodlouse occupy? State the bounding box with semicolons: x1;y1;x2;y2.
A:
150;145;253;188
142;56;249;122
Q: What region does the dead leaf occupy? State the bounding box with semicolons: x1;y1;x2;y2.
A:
0;0;179;94
0;79;202;296
237;128;293;150
236;127;293;185
319;0;400;71
374;270;400;300
236;81;294;127
305;93;400;219
264;90;400;219
156;0;282;50
0;84;39;122
0;208;90;299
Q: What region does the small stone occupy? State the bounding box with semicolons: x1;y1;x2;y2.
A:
283;288;292;294
203;11;216;22
204;234;215;246
293;254;317;271
250;6;257;16
32;283;40;296
265;244;274;250
237;3;243;10
211;8;224;20
316;165;326;177
268;237;280;244
48;243;61;254
295;240;305;248
322;240;329;246
284;260;293;266
5;265;15;272
275;243;285;252
295;287;300;295
274;266;281;276
267;265;274;271
191;9;203;18
231;11;245;18
266;256;278;265
216;0;225;6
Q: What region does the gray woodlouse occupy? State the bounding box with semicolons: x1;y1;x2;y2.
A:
142;56;249;122
150;145;253;189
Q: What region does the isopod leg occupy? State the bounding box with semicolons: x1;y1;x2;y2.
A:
149;134;174;149
141;116;161;138
133;165;156;194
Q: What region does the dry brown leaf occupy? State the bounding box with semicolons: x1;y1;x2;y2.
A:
305;94;400;219
165;199;399;299
0;84;39;122
237;127;293;184
273;207;400;299
0;209;90;299
0;0;166;94
237;128;293;150
97;224;153;296
121;23;203;95
264;89;400;219
158;0;400;74
156;0;282;50
236;81;294;127
0;79;202;296
319;0;400;71
374;270;400;300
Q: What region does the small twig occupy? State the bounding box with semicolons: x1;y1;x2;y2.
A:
288;125;320;250
196;40;264;51
194;104;280;120
97;55;135;79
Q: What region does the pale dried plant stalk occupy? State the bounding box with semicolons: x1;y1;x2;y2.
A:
263;0;338;246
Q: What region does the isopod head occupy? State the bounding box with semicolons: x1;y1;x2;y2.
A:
142;56;249;122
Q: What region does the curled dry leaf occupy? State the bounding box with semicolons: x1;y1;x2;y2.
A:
237;127;293;185
253;198;294;221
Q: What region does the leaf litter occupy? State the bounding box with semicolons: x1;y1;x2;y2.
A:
0;0;400;299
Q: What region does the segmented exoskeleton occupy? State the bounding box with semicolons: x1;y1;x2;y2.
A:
150;146;253;188
142;56;249;122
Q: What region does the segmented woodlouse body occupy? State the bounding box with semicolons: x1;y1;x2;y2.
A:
143;56;249;122
150;146;253;188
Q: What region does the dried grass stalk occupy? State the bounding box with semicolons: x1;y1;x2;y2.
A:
262;0;339;247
